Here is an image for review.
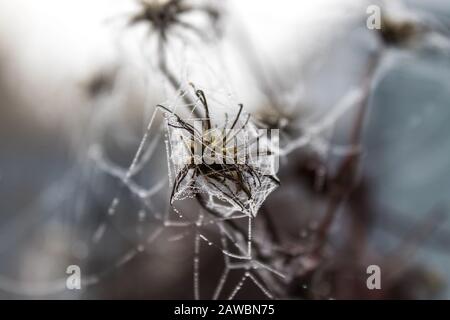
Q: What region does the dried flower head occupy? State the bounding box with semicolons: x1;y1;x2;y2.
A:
379;14;422;46
161;86;280;217
376;1;450;49
127;0;221;43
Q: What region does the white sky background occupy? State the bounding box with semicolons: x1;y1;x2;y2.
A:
0;0;367;126
0;0;448;124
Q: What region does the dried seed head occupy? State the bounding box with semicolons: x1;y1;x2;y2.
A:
163;86;280;217
379;14;422;46
128;0;222;43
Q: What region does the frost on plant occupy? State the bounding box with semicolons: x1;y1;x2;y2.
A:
163;86;280;217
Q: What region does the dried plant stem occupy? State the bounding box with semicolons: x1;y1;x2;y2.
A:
157;40;202;118
312;47;385;256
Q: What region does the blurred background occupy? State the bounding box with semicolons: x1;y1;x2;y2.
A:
0;0;450;299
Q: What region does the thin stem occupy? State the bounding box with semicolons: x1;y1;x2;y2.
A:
312;47;385;255
157;38;202;118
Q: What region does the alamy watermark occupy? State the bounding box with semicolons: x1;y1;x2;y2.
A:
366;265;381;290
66;265;81;290
366;5;382;30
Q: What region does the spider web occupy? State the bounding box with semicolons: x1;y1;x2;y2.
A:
164;85;280;218
0;31;375;301
0;0;284;298
88;79;285;299
0;0;384;299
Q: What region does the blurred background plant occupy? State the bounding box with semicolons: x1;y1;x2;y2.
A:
0;0;450;299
